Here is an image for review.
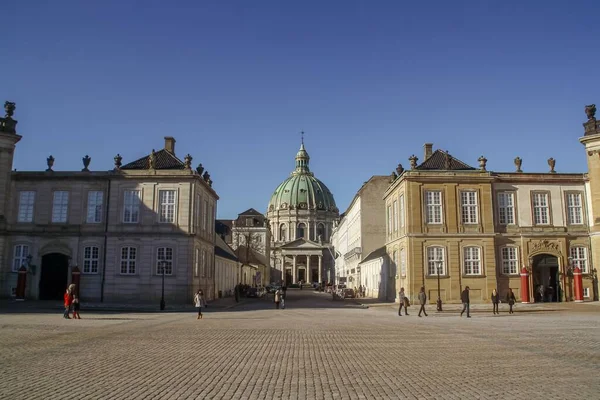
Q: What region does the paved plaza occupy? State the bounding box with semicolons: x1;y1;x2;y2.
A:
1;290;599;400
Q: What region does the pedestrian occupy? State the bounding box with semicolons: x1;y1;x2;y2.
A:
274;289;281;309
281;289;286;309
506;288;516;314
234;283;240;303
460;286;471;318
418;287;428;317
63;286;73;319
398;287;409;316
194;289;205;319
491;289;500;315
72;294;81;319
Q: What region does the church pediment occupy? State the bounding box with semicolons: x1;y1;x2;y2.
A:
279;238;323;250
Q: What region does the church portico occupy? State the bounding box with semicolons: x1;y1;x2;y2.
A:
280;241;324;285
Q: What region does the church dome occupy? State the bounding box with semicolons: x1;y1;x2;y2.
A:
268;142;338;213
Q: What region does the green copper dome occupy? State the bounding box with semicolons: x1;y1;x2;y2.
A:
268;143;338;213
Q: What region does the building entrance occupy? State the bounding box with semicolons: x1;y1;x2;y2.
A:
311;269;318;283
532;254;561;303
298;269;306;283
39;253;69;300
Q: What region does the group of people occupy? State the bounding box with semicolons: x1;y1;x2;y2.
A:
398;286;518;317
63;284;81;319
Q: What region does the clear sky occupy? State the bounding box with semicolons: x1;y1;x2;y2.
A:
4;1;600;218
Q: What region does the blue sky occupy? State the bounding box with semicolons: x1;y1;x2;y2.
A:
4;1;600;218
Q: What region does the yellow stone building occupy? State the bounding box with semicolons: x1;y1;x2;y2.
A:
385;108;599;305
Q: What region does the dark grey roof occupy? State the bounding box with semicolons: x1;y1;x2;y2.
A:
416;150;475;171
359;246;388;264
121;149;185;170
215;235;238;262
239;208;263;216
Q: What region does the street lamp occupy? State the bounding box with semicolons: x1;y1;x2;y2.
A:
160;259;166;311
436;259;443;311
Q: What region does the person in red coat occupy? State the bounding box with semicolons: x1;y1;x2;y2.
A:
63;287;73;319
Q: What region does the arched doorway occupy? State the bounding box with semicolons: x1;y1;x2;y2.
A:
39;253;69;300
532;254;561;303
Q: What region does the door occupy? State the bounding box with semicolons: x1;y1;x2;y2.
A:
39;253;69;300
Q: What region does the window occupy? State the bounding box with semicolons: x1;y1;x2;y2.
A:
426;246;445;275
387;205;392;235
532;193;550;225
157;247;173;275
209;205;214;230
246;218;254;227
297;223;306;239
12;244;29;272
86;191;103;223
195;194;201;229
584;288;590;298
567;193;583;225
463;247;481;275
83;246;99;274
123;190;141;223
280;224;287;241
159;190;176;223
120;247;136;274
194;248;199;277
425;191;442;224
393;200;398;232
52;191;69;223
392;250;397;277
399;194;405;229
317;223;325;241
17;191;35;223
201;249;206;277
207;251;213;278
400;248;406;277
501;247;518;275
570;246;588;274
497;192;515;225
202;200;208;231
460;191;478;224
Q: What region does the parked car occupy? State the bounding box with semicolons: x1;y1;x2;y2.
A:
342;288;355;299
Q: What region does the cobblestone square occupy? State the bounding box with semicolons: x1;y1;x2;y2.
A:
1;290;599;400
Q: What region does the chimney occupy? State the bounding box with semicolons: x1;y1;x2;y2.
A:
164;136;176;155
424;143;433;160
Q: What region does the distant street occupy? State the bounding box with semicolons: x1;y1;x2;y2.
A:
1;290;599;399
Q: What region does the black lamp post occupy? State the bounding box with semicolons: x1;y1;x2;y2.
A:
160;260;166;311
436;260;443;311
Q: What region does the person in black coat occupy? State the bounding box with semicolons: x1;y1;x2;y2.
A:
491;289;500;315
460;286;471;318
506;288;516;314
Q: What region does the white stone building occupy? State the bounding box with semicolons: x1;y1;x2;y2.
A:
357;247;389;299
267;140;339;285
214;234;239;298
0;103;219;303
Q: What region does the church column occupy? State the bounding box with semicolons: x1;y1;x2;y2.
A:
306;255;311;283
292;255;297;284
318;255;322;284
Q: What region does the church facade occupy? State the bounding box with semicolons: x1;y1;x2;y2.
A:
0;102;219;303
267;141;339;285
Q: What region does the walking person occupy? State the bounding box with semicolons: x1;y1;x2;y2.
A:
72;294;81;319
418;287;428;317
63;286;73;319
281;288;286;309
398;287;409;316
274;289;281;309
194;289;205;319
491;289;500;315
460;286;471;318
506;288;516;314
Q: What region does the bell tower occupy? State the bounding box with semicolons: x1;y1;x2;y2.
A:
0;101;21;220
580;104;600;279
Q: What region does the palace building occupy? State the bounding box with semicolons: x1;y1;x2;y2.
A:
384;106;600;304
267;140;339;285
0;102;219;303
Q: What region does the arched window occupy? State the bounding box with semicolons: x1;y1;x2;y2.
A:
279;224;287;242
297;223;306;239
317;223;325;241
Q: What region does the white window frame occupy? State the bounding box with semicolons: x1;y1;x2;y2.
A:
17;191;35;223
400;248;406;277
158;190;177;223
83;246;100;274
387;204;392;235
157;247;174;275
392;200;398;232
501;247;519;275
399;194;405;229
52;191;69;223
570;246;588;274
583;288;590;298
566;193;583;225
202;200;208;231
460;191;478;224
532;192;550;225
12;244;29;272
208;251;213;278
120;247;137;275
194;248;199;277
201;249;206;277
195;194;201;229
86;191;103;223
426;246;445;276
123;190;141;223
425;191;443;224
497;192;515;225
463;246;481;275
